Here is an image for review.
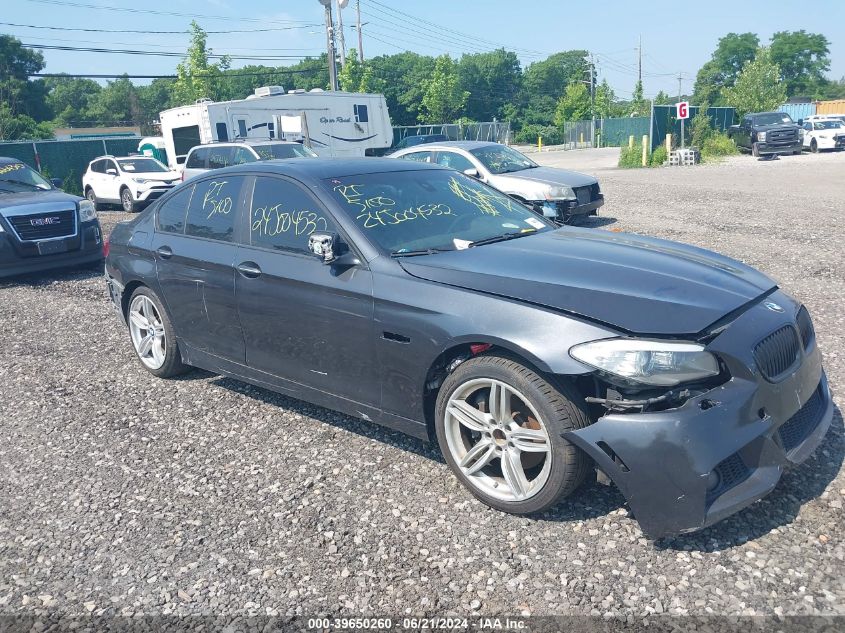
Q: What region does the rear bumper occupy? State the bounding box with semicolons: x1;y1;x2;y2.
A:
565;292;832;539
0;220;103;278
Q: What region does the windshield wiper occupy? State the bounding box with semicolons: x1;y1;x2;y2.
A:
390;247;446;258
2;179;42;190
470;230;536;247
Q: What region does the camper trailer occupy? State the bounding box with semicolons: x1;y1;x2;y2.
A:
158;87;392;168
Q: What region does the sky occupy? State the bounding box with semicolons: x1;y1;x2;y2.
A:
4;0;844;100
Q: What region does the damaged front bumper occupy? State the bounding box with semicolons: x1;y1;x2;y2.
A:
564;292;834;539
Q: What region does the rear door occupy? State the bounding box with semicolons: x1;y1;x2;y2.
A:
233;174;378;405
152;175;248;362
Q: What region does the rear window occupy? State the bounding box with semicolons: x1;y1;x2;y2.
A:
253;144;318;160
186;148;208;169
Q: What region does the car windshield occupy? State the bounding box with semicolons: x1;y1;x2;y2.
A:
325;169;553;254
254;144;318;160
0;162;52;193
470;145;538;174
814;120;843;130
754;113;793;126
117;158;169;173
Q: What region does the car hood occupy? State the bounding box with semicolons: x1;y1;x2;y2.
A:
0;190;81;214
756;123;798;131
398;228;777;335
491;166;597;188
131;172;179;182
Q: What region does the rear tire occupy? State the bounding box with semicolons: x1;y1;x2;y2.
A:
435;355;591;515
126;286;189;378
86;187;101;211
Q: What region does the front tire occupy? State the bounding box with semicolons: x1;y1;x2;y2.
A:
435;355;591;514
121;187;137;212
751;142;760;157
810;139;819;153
126;286;189;378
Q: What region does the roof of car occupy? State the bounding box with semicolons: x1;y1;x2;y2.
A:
207;157;449;180
191;140;301;149
394;140;500;152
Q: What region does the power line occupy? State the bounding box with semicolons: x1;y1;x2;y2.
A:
20;0;316;26
22;43;319;62
31;68;325;79
18;35;324;54
0;21;319;34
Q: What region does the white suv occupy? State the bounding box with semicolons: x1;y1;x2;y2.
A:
182;141;317;181
83;156;180;212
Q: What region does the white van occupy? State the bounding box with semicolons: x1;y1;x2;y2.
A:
159;86;392;169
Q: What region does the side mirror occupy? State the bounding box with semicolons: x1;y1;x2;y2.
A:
308;232;340;264
463;168;479;178
106;168;118;176
50;178;62;188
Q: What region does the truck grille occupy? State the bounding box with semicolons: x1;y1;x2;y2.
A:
768;129;797;142
753;325;800;381
778;384;825;453
8;210;76;241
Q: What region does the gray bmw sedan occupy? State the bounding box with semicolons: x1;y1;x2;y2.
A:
105;158;831;539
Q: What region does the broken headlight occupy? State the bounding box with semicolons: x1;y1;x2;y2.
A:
570;339;720;387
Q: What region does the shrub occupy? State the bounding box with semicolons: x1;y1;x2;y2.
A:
689;104;714;150
618;144;644;168
701;133;738;160
649;146;667;167
62;169;83;197
513;124;563;146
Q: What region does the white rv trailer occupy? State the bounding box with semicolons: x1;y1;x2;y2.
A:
158;86;392;168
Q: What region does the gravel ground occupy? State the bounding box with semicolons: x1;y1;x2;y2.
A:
1;151;844;620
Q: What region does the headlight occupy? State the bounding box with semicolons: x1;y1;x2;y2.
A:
545;185;575;200
77;199;97;222
132;177;149;184
570;339;721;387
756;131;767;142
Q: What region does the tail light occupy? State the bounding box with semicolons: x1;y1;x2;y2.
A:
103;237;110;258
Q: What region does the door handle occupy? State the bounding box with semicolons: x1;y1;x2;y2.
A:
237;261;262;278
156;246;173;259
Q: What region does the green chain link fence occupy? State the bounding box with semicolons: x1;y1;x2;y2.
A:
0;138;142;195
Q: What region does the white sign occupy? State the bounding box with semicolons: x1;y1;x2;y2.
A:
676;101;689;119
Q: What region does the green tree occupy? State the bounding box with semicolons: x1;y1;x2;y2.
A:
85;76;142;125
367;52;435;125
653;90;673;106
338;50;385;94
172;21;230;105
722;48;786;117
692;33;760;104
519;51;589;126
457;49;521;121
0;103;53;140
769;30;830;97
419;55;469;124
553;82;590;125
0;34;52;133
45;75;102;126
629;79;648;116
594;80;617;118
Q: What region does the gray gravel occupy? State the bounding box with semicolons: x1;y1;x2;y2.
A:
1;151;843;619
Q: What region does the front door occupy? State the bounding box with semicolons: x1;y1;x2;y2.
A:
152;176;248;362
103;158;122;201
234;174;378;407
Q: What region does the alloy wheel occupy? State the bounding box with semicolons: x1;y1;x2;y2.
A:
122;189;134;212
443;378;552;502
128;295;167;370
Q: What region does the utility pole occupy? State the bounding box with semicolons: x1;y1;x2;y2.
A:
336;0;346;68
677;72;685;148
356;0;364;62
589;53;596;148
637;34;642;85
318;0;338;91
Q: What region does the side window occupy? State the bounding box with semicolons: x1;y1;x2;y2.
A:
400;151;432;163
804;122;812;131
186;148;207;169
354;104;369;123
237;119;248;138
90;160;103;174
216;122;229;142
157;186;193;234
435;151;475;172
185;176;245;242
207;147;235;170
249;176;333;254
105;160;118;175
233;147;256;165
